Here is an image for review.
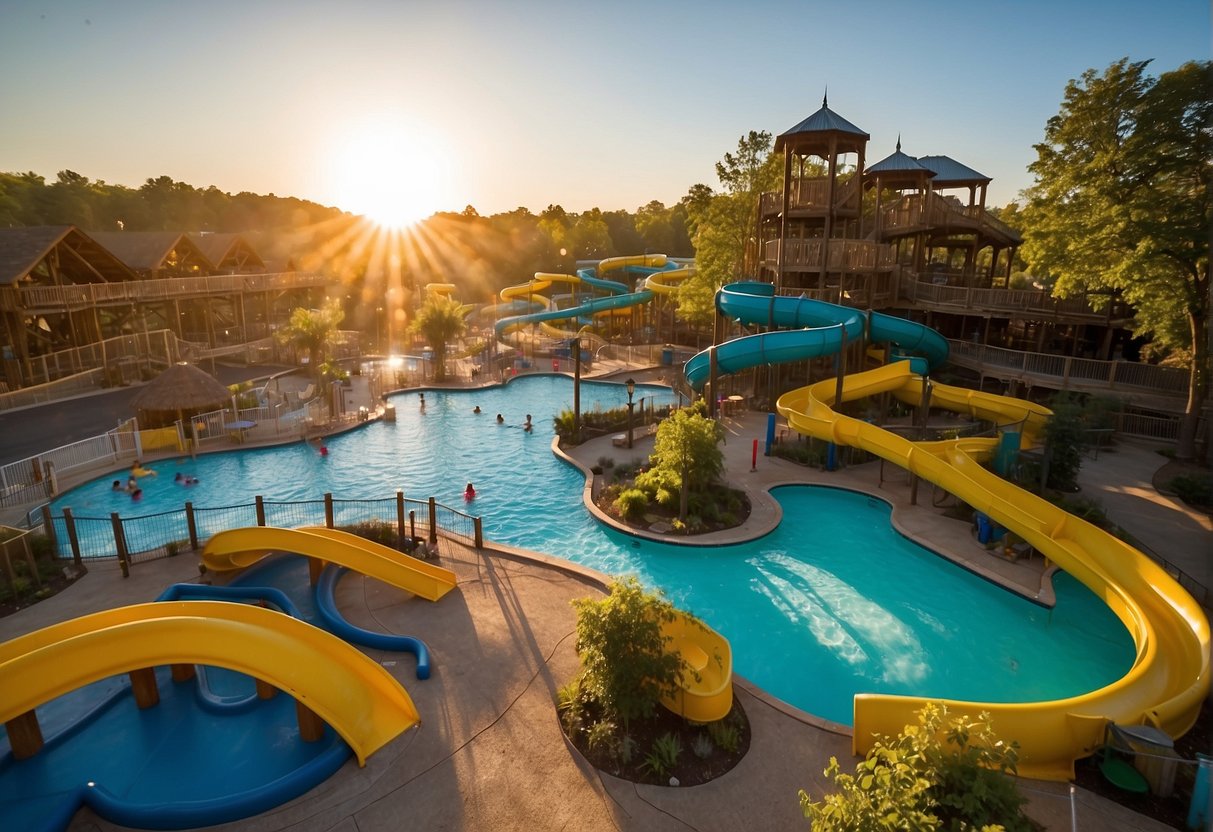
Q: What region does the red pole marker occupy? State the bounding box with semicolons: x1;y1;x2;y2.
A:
752;439;758;471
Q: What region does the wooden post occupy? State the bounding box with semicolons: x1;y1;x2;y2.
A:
129;667;160;708
396;490;406;543
324;493;334;528
255;678;277;700
255;495;266;527
295;699;325;742
39;505;57;554
110;512;129;578
427;497;438;545
5;711;43;760
185;502;198;550
308;556;325;586
62;507;83;567
171;664;196;683
409;510;416;541
474;516;483;549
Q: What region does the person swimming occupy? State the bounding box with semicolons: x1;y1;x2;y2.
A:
473;406;482;414
112;480;123;491
464;482;476;500
496;413;504;424
524;414;533;432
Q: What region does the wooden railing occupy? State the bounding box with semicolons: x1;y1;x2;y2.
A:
759;175;861;216
945;339;1190;398
763;238;896;272
16;271;332;311
900;274;1130;320
878;194;1020;244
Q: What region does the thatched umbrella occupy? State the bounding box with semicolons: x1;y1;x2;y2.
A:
131;362;232;456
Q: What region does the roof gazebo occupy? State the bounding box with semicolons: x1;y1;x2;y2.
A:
130;362;232;446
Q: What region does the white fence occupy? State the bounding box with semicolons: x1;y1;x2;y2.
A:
0;420;139;508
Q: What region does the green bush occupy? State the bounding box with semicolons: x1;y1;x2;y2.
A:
800;703;1031;831
1166;472;1213;507
570;577;682;729
642;732;683;780
772;441;825;467
1044;394;1085;491
614;488;650;521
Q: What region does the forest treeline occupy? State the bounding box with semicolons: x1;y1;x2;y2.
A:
0;170;698;303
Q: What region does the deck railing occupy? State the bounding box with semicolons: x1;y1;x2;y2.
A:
763;238;896;272
16;271;332;311
902;276;1130;320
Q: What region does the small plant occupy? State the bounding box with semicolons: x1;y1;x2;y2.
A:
556;680;584;734
642;732;683;779
165;539;182;557
692;732;714;760
585;719;619;758
613;488;650;521
618;734;638;766
708;717;741;753
597;455;615;470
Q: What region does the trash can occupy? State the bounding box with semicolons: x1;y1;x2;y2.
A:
1111;724;1178;797
661;346;674;366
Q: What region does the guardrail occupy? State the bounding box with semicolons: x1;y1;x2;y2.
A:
39;491;481;571
18;271;331;310
0;420;139;508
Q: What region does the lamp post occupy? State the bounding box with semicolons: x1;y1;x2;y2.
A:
375;307;383;353
626;377;636;449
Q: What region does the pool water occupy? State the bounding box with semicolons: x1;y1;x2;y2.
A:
50;374;1134;724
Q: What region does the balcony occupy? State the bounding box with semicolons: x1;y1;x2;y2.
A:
16;271;334;312
763;238;895;273
759;175;861;218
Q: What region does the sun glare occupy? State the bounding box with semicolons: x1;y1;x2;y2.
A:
334;126;451;229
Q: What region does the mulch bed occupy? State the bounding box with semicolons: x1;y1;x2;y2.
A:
594;486;751;536
564;696;751;787
0;564;85;619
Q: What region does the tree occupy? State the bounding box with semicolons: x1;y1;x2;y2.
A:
409;293;467;382
276;297;345;382
638;403;725;520
570;577;682;729
801;703;1032;832
1021;58;1211;460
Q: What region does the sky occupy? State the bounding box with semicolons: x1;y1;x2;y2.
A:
1;0;1208;222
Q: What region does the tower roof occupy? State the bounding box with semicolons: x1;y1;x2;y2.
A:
866;138;934;175
775;93;869;154
915;155;990;186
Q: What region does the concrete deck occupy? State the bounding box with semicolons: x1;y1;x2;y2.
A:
1;364;1206;831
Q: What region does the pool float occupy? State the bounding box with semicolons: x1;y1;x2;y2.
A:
131;466;157;477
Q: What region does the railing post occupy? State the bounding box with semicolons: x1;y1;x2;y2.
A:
39;504;57;552
428;497;438;545
1062;357;1072;389
110;512;129;578
1108;360;1118;388
474;516;483;549
396;490;406;542
62;507;83;567
255;495;266;527
185;502;199;550
409;510;416;542
324;493;334;529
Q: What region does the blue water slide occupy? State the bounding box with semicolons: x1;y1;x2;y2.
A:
683;282;948;391
575;267;630;295
494;290;654;337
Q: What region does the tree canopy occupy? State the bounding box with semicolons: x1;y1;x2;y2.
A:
409;293;468;382
276;298;346;382
1021;58;1211;458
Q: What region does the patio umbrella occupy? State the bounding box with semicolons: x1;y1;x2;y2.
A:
131;362;232;456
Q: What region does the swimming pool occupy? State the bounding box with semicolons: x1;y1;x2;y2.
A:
50;374;1134;724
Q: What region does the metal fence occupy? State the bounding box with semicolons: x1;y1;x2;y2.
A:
45;491;481;567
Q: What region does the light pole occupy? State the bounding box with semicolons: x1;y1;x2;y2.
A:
626;377;636;449
375;307;383;353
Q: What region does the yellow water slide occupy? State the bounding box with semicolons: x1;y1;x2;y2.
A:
425;282;473;316
498;272;580;304
597;253;668;274
202;526;457;602
644;265;694;295
0;601;419;766
658;611;734;723
776;361;1211;779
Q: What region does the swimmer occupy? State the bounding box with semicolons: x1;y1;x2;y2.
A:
464;482;476;500
126;476;138;492
131;488;143;501
524;413;533;432
473;405;481;414
186;476;198;485
496;413;504;424
174;472;184;483
319;444;329;456
112;480;122;491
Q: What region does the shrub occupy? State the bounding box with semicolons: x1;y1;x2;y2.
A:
614;488;650;521
1166;472;1213;507
1043;394;1085;491
692;733;714;760
570;577;681;728
800;704;1031;831
642;732;683;779
707;717;741;753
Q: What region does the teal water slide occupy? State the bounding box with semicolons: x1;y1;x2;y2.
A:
683;282;948;391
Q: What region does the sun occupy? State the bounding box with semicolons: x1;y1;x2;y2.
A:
334;125;451;229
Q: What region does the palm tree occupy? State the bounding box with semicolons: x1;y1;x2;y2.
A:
277;297;345;381
410;294;467;382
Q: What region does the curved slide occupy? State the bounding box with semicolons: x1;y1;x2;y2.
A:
0;600;420;767
202;526;457;602
659;611;734;723
775;362;1210;778
684;282;1209;778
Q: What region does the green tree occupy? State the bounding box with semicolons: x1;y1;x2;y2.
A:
1021;58;1211;460
276;297;345;381
639;403;725;521
570;577;682;729
409;293;467;382
801;703;1031;832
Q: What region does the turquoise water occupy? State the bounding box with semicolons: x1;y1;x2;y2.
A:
50;374;1134;725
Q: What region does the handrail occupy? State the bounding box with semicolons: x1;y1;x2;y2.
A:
900;274;1132;321
17;271;332;310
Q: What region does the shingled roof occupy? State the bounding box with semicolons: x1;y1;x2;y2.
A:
88;231;213;273
915;155;991;186
775;93;869;154
187;232;265;272
0;226;137;286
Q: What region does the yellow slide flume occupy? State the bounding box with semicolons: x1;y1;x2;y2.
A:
659;611;734;723
0;601;419;766
776;361;1210;779
202;526;457;602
